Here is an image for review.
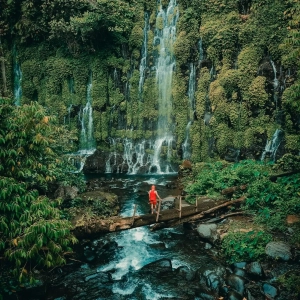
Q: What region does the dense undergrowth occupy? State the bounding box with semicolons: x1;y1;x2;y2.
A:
184;158;300;255
0;99;86;296
183;158;300;294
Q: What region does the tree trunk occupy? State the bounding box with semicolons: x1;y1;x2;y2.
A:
0;37;7;97
72;196;246;238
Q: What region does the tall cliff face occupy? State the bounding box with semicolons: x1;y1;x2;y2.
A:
4;0;300;173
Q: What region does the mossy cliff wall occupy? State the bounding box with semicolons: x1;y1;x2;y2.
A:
3;0;300;172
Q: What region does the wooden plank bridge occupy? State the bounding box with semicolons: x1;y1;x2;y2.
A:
72;195;245;238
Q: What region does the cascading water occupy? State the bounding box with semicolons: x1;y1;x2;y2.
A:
198;38;204;63
182;63;196;159
150;0;179;173
79;72;96;153
13;54;22;106
138;12;150;98
261;129;283;162
70;73;96;173
270;60;279;109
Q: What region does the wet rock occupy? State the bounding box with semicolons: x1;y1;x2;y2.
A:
263;283;278;299
139;258;172;275
226;274;246;295
196;223;219;243
233;262;247;269
175;266;195;281
160;196;175;210
204;243;212;250
197;266;227;294
246;261;264;278
228;290;244;300
245;282;264;300
265;241;292;261
194;286;216;300
83;247;96;262
233;267;246;278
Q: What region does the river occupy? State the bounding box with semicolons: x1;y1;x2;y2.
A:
13;173;223;300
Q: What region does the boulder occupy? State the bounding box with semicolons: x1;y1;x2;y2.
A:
226;274;246;295
197;223;219;243
265;241;292;261
245;261;264;278
54;185;79;200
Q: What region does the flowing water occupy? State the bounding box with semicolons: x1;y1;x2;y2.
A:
15;174;220;299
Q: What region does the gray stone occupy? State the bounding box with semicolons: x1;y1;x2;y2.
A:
263;283;278;298
226;274;246;295
228;290;243;300
196;223;219;243
246;261;264;278
265;241;292;261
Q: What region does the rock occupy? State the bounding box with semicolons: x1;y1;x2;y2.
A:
226;274;246;295
228;290;244;300
233;267;246;278
262;283;278;299
139;258;172;275
194;286;216;300
196;223;219;243
175;266;195;281
245;261;264;278
54;185;79;200
265;241;292;261
197;266;227;294
233;262;247;269
245;282;265;300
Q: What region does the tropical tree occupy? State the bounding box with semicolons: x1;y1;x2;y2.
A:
0;99;82;281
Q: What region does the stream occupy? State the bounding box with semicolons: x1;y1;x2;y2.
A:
14;174;224;300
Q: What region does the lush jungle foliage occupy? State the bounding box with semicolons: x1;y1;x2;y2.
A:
0;0;299;166
184;158;300;262
0;98;85;287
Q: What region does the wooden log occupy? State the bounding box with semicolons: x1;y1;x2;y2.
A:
72;196;245;238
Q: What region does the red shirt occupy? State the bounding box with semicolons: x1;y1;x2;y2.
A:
149;190;157;201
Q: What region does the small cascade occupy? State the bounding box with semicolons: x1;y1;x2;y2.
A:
150;0;179;173
261;129;283;162
198;38;204;64
79;72;96;152
70;73;95;173
182;63;196;159
113;68;119;89
270;60;279;108
106;138;119;173
182;121;192;159
123;139;150;174
138;12;150;98
13;60;22;106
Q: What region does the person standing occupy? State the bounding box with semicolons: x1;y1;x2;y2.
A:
148;185;161;214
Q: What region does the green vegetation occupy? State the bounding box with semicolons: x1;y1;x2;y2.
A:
0;99;84;283
184;159;300;262
221;230;272;263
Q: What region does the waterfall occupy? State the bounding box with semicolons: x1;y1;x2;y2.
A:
122;139;151;174
138;12;150;98
79;72;96;153
198;38;204;63
13;53;22;106
182;63;196;159
261;129;283;162
150;0;179;173
69;73;95;173
270;60;279;108
106;138;119;173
